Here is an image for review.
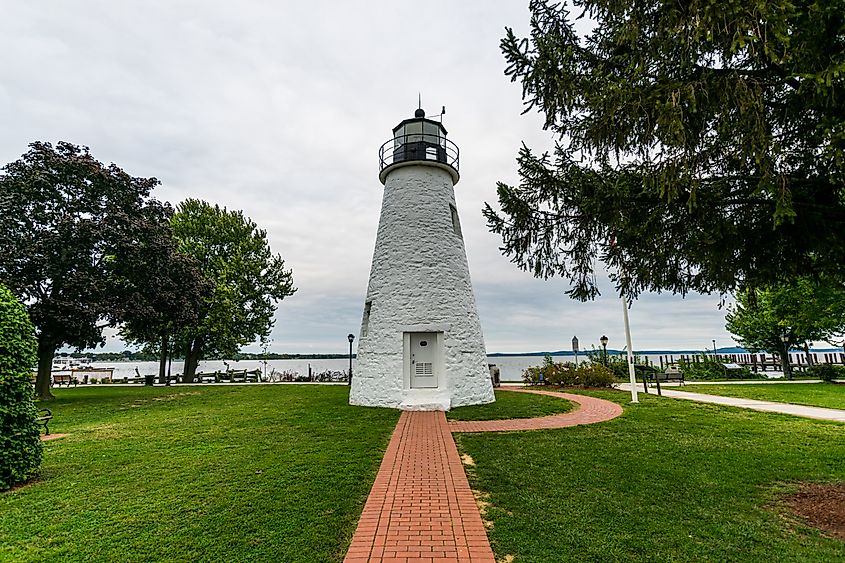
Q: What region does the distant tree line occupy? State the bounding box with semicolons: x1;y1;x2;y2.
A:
0;142;296;400
61;351;352;361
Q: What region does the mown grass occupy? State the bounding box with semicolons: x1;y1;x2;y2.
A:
684;382;845;410
1;385;399;563
455;389;845;562
447;390;573;421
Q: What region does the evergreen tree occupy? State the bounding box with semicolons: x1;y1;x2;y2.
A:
485;0;845;300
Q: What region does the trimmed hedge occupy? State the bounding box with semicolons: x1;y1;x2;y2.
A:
0;284;42;490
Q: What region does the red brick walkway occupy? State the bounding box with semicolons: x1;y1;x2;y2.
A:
345;411;494;562
449;389;623;433
345;390;622;562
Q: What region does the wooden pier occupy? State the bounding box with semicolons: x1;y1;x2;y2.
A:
656;352;845;373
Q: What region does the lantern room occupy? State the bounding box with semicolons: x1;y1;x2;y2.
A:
378;107;460;185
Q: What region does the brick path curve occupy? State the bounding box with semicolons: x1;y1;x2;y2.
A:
344;389;623;562
448;388;623;433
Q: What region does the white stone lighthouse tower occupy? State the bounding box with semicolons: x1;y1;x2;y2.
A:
350;107;495;410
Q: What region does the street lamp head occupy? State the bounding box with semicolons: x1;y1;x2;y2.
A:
780;334;789;343
600;335;608;347
348;333;355;343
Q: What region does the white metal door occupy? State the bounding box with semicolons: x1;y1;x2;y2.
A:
410;332;437;388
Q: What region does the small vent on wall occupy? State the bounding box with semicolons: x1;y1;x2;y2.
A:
415;362;433;376
449;204;462;237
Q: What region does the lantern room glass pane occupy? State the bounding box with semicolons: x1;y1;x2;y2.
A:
423;122;442;145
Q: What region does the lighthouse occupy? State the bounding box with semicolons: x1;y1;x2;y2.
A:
349;107;495;410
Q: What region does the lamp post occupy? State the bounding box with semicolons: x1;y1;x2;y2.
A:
600;335;609;366
347;333;355;386
572;336;579;366
780;334;791;380
712;339;717;360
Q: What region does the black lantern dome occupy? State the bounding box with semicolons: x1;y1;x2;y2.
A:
378;108;460;185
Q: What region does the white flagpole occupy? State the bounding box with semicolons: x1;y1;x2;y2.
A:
622;295;639;403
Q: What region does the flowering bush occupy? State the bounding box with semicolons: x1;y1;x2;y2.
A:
523;355;617;388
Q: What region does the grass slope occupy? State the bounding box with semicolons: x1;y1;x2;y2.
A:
455;389;845;562
447;390;573;421
0;385;399;563
684;382;845;410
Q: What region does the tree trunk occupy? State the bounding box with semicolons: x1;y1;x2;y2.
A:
158;334;169;385
780;344;793;380
183;338;202;383
166;336;173;386
35;337;56;401
803;343;813;367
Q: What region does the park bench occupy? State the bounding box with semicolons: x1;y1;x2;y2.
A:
652;366;685;385
36;408;53;435
230;369;247;383
635;365;685;394
52;373;78;387
245;370;260;383
197;372;218;383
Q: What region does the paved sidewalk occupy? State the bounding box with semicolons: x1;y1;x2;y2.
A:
449;389;623;433
618;383;845;422
344;411;495;563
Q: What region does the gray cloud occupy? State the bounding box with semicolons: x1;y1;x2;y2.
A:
3;1;741;354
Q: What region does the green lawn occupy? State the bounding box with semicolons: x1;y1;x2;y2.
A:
447;389;573;421
1;385;399;563
455;389;845;562
684;382;845;410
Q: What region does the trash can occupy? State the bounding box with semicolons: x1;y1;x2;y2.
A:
488;364;501;387
144;374;154;386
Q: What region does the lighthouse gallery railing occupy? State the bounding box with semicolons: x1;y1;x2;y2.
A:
378;133;459;175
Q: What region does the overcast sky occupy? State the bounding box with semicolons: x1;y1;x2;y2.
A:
1;1;740;354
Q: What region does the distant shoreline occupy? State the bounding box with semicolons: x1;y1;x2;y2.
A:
488;347;844;357
59;347;844;362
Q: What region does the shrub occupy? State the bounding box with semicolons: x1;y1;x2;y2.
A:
596;353;656;380
522;355;560;385
0;284;42;490
807;363;845;383
522;355;617;388
678;356;762;380
574;363;617;388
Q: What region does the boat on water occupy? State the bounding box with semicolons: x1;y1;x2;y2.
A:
51;357;92;371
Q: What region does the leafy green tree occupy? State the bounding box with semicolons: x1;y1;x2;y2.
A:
485;0;845;300
171;199;296;382
0;142;173;399
725;278;845;378
117;226;212;384
0;284;42;490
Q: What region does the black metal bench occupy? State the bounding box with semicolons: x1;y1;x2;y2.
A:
647;369;685;385
634;365;684;396
36;408;53;435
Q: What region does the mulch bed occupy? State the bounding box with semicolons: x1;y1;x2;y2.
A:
784;483;845;540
